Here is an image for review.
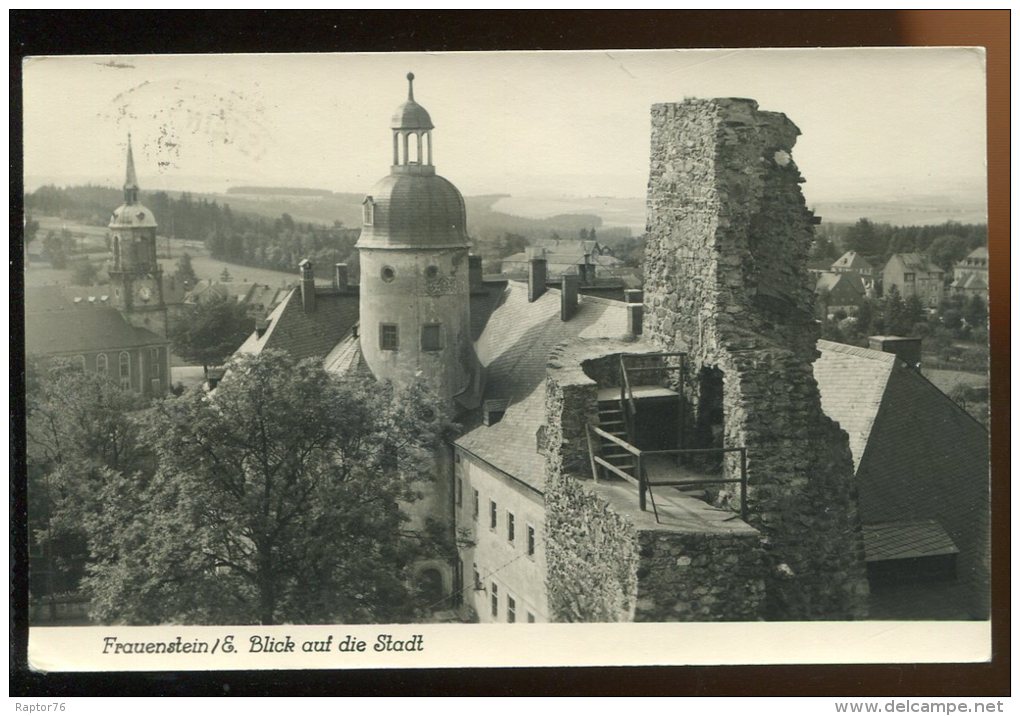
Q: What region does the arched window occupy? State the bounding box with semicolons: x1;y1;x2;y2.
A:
410;133;420;164
119;351;131;389
96;353;108;376
363;197;375;227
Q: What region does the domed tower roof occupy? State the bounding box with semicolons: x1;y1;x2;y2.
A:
391;73;434;130
358;73;468;250
109;134;157;229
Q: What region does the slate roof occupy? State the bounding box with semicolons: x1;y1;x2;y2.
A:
235;288;360;363
814;338;988;580
469;280;508;340
815;271;866;297
454;282;629;492
25;286;166;355
862;520;959;562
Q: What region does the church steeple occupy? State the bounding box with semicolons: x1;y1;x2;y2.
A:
124;134;140;205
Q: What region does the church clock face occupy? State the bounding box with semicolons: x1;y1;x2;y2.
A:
135;284;152;303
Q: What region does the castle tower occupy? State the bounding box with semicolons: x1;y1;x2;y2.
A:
643;99;869;619
107;135;168;337
358;73;473;406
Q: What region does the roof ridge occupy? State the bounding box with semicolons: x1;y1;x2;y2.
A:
817;339;897;363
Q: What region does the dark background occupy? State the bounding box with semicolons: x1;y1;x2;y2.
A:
10;9;1010;697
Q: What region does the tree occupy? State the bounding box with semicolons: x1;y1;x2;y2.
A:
845;218;883;257
927;234;971;273
70;259;98;286
42;230;71;269
174;252;198;287
169;294;255;372
219;267;233;282
964;295;987;330
26;358;150;599
82;350;449;624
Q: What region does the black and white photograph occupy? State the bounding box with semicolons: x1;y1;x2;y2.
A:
18;44;995;673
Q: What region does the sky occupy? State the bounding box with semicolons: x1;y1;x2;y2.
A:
22;48;987;204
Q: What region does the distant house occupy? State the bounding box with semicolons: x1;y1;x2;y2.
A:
25;286;170;397
184;279;290;320
814;339;989;619
950;246;989;301
882;253;945;306
830;250;877;293
815;271;867;317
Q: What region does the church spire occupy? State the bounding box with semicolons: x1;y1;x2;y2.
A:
407;71;415;101
124;134;139;204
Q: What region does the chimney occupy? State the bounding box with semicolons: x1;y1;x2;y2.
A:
561;274;579;321
468;254;483;293
334;263;349;293
868;335;922;370
581;253;592;284
528;252;547;302
298;258;316;313
627;303;644;336
624;289;644;305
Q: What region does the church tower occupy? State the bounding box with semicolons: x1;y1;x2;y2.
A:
358;73;473;407
107;135;168;337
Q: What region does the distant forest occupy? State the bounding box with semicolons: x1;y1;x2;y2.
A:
24;185;639;275
813;219;987;271
26;185;361;274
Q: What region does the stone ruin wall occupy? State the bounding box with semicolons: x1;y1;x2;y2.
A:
539;339;767;622
643;98;870;619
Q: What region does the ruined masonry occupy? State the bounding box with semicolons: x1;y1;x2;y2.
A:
642;98;870;619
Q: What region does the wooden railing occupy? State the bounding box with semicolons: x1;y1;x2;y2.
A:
617;351;687;450
587;424;748;524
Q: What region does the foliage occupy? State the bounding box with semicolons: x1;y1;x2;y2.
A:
82;351;451;625
168;294;254;370
818;219;986;266
927;234;973;273
70;259;99;286
42;229;75;269
174;252;198;287
25;358;151;599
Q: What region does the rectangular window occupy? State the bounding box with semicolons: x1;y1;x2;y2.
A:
473;489;479;521
150;347;161;378
527;524;536;557
904;272;915;282
527;612;535;623
491;583;498;618
456;476;463;507
507;595;516;623
421;323;442;351
507;512;515;543
380;323;399;351
489;500;497;530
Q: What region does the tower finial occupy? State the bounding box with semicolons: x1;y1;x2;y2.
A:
407;72;415;101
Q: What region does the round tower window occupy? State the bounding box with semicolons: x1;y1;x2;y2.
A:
381;266;396;282
425;265;439;278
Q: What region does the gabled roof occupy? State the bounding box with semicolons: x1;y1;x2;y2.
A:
887;253;943;275
831;251;873;272
953;272;988;290
454;282;629;491
235;288;359;363
25;287;166;355
815;271;866;296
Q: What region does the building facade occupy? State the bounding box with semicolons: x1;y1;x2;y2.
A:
950;246;989;300
882;253;945;306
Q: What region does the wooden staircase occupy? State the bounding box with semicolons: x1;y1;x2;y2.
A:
595;398;636;480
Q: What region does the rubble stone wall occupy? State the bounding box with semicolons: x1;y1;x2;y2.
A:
634;531;766;621
643;98;870;619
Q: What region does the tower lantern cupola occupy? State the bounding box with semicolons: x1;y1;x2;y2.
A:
357;73;476;407
391;72;435;173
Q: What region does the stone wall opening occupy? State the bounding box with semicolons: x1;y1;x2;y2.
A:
692;366;725;473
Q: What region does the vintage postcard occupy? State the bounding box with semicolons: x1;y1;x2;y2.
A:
19;48;992;672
